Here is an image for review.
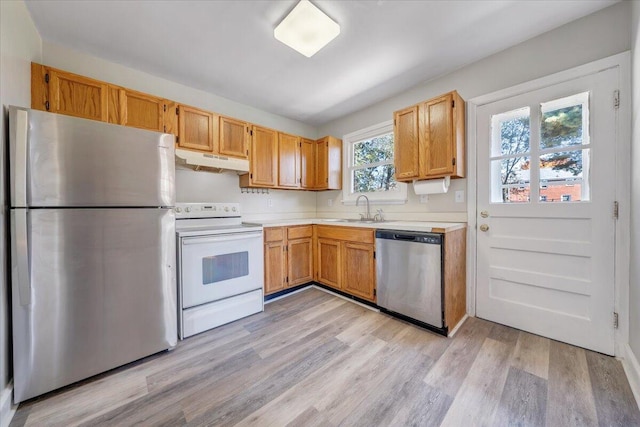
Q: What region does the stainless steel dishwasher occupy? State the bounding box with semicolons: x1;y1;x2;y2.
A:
376;229;444;333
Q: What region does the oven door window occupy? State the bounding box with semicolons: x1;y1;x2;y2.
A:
180;231;264;309
202;252;249;284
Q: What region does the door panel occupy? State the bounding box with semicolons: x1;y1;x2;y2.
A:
264;241;286;294
394;105;420;180
289;238;313;285
219;116;248;158
300;138;316;189
475;68;618;354
250;126;278;187
342;243;375;301
317;238;340;289
423;94;454;177
11;208;176;403
278;133;300;188
48;69;108;122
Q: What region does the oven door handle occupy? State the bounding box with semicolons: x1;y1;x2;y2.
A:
182;232;263;245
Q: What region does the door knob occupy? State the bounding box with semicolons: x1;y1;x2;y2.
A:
480;211;489;218
480;224;489;232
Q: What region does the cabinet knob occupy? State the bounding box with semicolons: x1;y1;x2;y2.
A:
480;224;489;232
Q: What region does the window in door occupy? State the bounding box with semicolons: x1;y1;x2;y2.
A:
489;92;590;204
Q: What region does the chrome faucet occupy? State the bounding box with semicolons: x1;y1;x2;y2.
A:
356;195;371;220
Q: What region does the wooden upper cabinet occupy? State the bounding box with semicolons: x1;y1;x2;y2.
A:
46;68;109;122
394;105;420;180
219;116;249;159
249;125;278;187
300;138;316;189
316;136;342;190
394;90;465;181
422;93;455;177
163;100;179;138
278;132;300;188
178;105;218;152
108;87;164;132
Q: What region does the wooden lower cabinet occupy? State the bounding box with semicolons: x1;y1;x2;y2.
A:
316;238;341;289
264;226;313;295
342;242;375;301
315;226;376;303
264;241;286;294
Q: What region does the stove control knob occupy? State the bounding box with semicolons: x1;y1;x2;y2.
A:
212;206;217;211
175;207;182;213
224;206;229;212
232;207;237;212
185;207;191;213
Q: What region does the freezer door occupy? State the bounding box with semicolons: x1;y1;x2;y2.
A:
9;106;175;207
11;208;177;403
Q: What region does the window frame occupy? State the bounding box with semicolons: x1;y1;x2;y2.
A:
341;120;408;205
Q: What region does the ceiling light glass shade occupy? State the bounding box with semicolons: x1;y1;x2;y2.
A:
274;0;340;58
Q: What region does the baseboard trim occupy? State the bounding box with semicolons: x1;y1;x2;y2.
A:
621;343;640;410
1;381;16;427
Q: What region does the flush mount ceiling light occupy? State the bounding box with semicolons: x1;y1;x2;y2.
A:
274;0;340;58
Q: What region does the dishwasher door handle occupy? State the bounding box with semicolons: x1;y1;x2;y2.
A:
392;234;417;241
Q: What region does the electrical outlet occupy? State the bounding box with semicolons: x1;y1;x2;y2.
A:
267;198;273;208
455;190;465;203
420;195;429;203
328;199;333;207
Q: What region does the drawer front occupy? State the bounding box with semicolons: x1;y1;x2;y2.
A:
315;225;374;244
287;225;313;240
264;227;284;242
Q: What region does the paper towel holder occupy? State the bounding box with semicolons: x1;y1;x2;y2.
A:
412;176;451;195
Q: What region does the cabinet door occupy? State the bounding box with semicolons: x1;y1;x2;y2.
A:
220;116;249;159
394;105;420;181
108;87;164;132
278;133;300;188
422;93;455;177
250;126;278;187
178;105;218;152
316;137;342;190
342;243;376;301
264;241;286;295
315;139;329;190
163;100;179;139
300;138;316;189
48;68;108;122
317;238;341;289
288;238;313;286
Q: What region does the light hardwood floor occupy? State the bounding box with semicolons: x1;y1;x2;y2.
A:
10;288;640;426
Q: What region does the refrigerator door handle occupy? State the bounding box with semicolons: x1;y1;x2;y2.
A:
15;209;31;306
14;108;29;207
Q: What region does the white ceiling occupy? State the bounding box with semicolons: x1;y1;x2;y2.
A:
25;0;617;126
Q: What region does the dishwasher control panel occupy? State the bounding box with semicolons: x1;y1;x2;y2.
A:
375;230;442;245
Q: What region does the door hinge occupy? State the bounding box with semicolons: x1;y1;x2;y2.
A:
373;289;377;297
373;251;376;260
614;312;619;329
452;100;455;108
286;276;289;283
246;149;249;156
394;119;396;126
250;173;253;179
163;104;166;112
250;130;253;136
614;201;619;219
176;136;179;143
614;90;620;109
163;125;166;132
452;158;456;166
176;107;179;116
44;73;49;83
44;101;50;111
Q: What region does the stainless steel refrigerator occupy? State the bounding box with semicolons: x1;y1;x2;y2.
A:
8;106;177;403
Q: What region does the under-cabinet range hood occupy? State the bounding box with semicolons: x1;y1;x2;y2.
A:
175;148;249;173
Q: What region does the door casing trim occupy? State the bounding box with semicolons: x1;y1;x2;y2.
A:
466;51;631;356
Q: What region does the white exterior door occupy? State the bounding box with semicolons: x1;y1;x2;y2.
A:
476;67;619;355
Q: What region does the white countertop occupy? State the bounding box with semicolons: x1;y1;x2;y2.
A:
244;218;466;233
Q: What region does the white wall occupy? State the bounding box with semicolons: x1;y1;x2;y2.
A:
0;0;42;422
175;167;316;221
629;0;640;369
316;2;631;222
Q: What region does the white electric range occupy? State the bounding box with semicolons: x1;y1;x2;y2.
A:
175;203;264;339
